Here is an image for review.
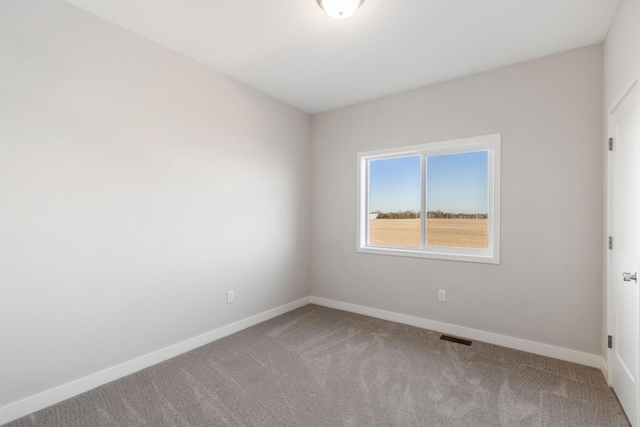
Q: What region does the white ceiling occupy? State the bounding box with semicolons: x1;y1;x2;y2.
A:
63;0;621;114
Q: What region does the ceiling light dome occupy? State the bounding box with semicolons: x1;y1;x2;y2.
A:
317;0;364;20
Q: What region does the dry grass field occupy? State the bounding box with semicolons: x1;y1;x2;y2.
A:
369;218;488;249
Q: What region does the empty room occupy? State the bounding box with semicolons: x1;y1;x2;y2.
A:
2;0;640;425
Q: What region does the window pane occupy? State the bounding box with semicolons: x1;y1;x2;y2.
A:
369;156;421;248
426;151;488;248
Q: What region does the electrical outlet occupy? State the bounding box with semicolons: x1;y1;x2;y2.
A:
438;290;446;302
227;291;234;304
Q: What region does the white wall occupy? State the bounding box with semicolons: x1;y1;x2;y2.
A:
311;45;604;355
604;0;640;107
603;0;640;363
0;0;310;410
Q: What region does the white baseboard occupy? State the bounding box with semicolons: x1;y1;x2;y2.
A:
0;295;607;425
0;296;310;426
601;353;610;385
309;296;603;369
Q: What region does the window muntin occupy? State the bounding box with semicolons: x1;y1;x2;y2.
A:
357;134;500;264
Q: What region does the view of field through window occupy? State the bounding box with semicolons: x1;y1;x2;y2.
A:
369;151;489;249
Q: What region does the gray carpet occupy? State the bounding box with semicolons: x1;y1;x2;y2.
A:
4;304;631;426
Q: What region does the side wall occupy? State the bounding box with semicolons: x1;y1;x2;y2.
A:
603;0;640;368
604;0;640;107
311;45;604;356
0;0;311;413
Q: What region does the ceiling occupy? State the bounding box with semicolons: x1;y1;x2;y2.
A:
63;0;621;114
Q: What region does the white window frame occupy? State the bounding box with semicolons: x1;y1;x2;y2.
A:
357;133;501;264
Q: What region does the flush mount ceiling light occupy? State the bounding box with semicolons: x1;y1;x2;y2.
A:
317;0;364;20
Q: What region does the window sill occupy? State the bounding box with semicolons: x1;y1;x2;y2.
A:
357;245;500;264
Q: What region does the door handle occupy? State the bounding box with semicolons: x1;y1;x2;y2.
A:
622;272;637;282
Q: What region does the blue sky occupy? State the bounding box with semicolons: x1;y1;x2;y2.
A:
369;156;421;212
369;151;488;213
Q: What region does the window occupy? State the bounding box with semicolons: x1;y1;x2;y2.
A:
357;134;500;264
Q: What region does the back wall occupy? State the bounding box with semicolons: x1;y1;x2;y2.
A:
310;44;604;356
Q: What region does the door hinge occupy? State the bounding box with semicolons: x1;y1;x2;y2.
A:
609;236;613;250
608;335;613;349
609;137;614;151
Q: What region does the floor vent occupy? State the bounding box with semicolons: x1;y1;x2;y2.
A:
440;334;472;346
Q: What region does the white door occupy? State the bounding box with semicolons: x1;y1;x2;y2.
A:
611;81;640;426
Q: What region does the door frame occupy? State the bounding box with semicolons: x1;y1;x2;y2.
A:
606;67;640;390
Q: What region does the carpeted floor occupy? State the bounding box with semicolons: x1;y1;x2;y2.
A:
4;304;631;426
